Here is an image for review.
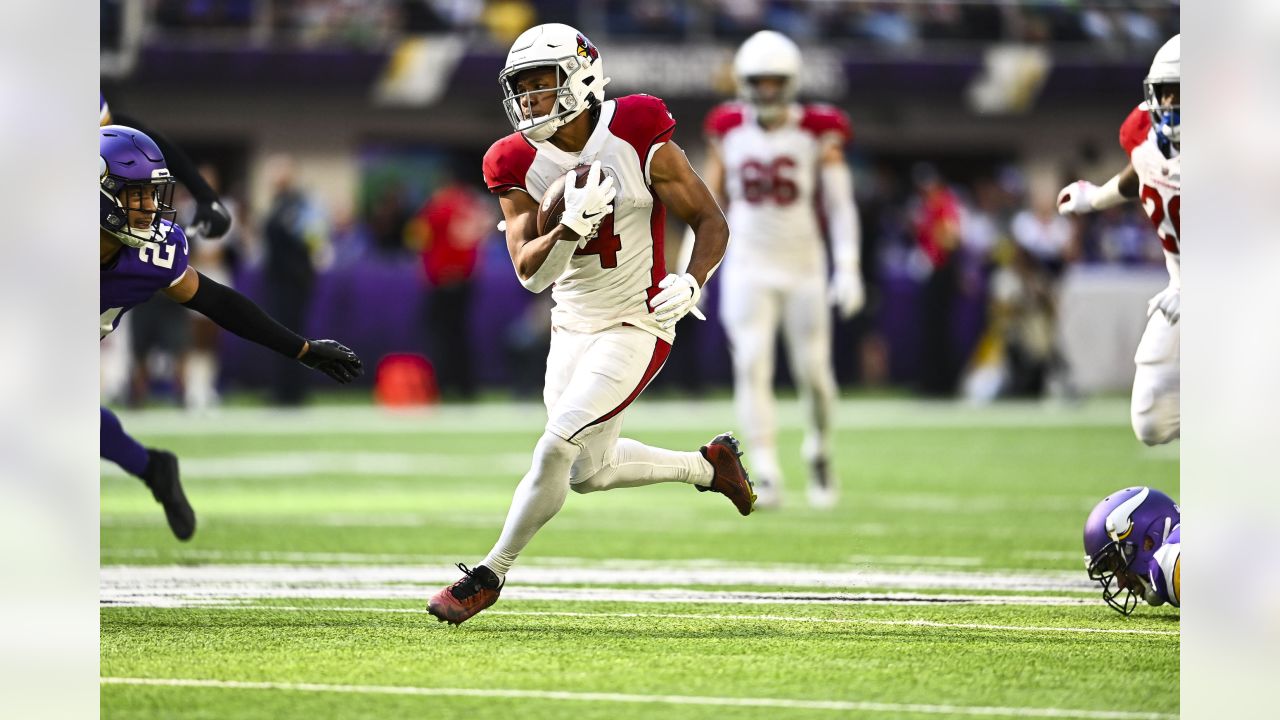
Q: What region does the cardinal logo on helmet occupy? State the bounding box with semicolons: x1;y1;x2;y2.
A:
576;33;598;61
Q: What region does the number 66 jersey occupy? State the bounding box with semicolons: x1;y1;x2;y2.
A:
100;220;190;338
1122;102;1181;286
483;94;677;343
705;101;852;280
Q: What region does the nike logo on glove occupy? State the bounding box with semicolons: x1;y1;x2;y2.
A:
582;210;602;219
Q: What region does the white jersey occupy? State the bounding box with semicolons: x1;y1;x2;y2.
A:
1122;102;1182;286
705;101;852;277
484;95;677;343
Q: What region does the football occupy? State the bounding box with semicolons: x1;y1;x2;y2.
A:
536;164;594;236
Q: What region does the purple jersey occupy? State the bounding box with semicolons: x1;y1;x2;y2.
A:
100;220;190;338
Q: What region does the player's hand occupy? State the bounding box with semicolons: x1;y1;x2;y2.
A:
829;267;865;319
191;199;233;239
651;272;702;330
299;339;364;383
1056;181;1099;215
561;161;616;240
1147;286;1180;325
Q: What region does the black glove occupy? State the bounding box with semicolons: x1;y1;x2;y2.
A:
191;199;232;239
299;339;363;383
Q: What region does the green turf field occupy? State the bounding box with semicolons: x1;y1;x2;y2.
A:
101;398;1179;719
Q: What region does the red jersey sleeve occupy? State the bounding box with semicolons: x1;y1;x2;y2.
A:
1119;103;1153;156
800;104;853;145
703;102;746;140
609;94;677;168
482;133;537;195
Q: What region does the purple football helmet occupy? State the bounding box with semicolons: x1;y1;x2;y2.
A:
100;125;176;248
1083;487;1180;615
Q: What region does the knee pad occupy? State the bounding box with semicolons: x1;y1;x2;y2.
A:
1131;397;1179;446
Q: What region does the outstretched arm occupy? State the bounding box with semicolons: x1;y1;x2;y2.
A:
163;268;362;382
1058;163;1139;215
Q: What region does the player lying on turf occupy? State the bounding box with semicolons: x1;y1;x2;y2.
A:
100;125;363;540
427;23;755;625
1083;486;1181;616
1057;35;1180;447
686;30;864;509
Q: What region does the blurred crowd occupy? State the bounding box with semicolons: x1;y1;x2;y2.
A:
103;145;1161;409
135;0;1178;52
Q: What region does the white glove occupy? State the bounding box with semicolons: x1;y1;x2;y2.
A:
829;267;865;319
1056;181;1099;215
651;272;702;330
1147;285;1180;325
560;161;616;239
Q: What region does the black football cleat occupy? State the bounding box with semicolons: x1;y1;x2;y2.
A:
140;449;196;541
428;564;504;625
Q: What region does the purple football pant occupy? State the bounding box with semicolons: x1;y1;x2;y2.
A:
100;406;148;477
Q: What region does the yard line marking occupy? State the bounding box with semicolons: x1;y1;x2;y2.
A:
100;677;1177;719
109;604;1178;637
99;563;1097;594
101;452;529;479
109;397;1142;437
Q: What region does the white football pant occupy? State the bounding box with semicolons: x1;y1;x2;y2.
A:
482;325;712;578
720;269;837;492
1131;311;1180;446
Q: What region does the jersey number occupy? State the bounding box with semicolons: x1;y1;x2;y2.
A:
138;242;176;269
574;215;622;269
741;157;798;205
1140;184;1181;254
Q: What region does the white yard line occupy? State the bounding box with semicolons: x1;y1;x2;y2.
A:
110;398;1143;437
112;604;1178;637
100;677;1177;719
100;563;1104;608
99;562;1094;594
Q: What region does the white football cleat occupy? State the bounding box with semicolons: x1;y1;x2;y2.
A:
807;458;839;510
752;475;782;509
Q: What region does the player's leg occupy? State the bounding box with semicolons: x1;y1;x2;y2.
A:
721;271;784;506
100;406;195;540
1131;313;1180;446
781;280;840;508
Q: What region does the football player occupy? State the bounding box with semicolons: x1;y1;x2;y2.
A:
100;125;363;540
1057;35;1180;446
101;93;232;239
1083;486;1181;615
687;30;863;509
427;23;755;625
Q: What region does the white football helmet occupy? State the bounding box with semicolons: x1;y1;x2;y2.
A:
733;30;802;124
1143;34;1180;146
499;23;609;142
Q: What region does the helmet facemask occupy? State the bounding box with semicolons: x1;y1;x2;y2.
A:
100;161;177;249
738;74;797;125
1085;541;1141;616
1144;80;1180;147
500;55;601;142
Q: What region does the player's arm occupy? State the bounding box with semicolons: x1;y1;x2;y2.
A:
650;141;729;329
819;142;865;318
676;141;726;275
1057;163;1139;215
111;112;233;239
502;161;615;293
162;268;362;383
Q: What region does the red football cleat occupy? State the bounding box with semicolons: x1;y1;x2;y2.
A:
696;433;756;516
427;563;503;625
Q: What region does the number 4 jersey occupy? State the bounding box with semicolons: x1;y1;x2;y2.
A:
705;101;852;279
1121;102;1181;286
100;219;190;338
483;94;677;343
